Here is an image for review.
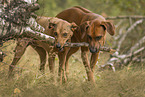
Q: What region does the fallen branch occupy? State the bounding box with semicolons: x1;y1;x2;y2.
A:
102;46;144;71
106;16;145;20
123;47;145;64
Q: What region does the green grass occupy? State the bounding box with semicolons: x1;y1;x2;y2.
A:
0;40;145;97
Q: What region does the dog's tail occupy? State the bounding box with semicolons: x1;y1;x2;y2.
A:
73;6;92;13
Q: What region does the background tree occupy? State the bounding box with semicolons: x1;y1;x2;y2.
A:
36;0;145;16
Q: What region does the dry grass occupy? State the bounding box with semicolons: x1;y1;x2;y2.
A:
0;40;145;97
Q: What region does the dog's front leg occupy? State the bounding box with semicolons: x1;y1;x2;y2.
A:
58;48;69;84
48;49;56;73
81;47;95;82
90;52;99;72
65;47;80;76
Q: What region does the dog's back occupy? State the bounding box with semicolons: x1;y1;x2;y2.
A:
56;6;86;25
73;6;92;13
56;6;105;25
73;6;105;21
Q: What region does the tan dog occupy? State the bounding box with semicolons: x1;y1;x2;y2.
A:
56;6;115;82
8;16;77;77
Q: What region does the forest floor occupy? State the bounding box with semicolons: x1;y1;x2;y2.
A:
0;40;145;97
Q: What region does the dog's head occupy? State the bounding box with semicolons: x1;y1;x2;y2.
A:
80;19;115;53
36;17;77;51
48;18;77;51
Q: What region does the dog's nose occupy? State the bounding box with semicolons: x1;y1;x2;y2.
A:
56;43;61;48
89;47;98;53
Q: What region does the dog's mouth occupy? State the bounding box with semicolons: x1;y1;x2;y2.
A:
58;47;64;52
55;42;64;52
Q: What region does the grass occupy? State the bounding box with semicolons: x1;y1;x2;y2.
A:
0;40;145;97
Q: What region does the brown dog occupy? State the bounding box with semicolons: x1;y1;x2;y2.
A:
56;6;115;82
8;16;77;77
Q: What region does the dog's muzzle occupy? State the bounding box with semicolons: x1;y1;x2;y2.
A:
56;43;61;48
89;47;99;53
56;42;64;52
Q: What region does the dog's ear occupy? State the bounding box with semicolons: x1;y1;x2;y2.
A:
101;21;115;36
81;21;90;39
48;22;56;30
71;22;78;32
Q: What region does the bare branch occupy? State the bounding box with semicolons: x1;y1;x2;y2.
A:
115;20;124;28
128;36;145;53
126;47;145;58
114;26;126;40
106;16;145;20
116;19;143;51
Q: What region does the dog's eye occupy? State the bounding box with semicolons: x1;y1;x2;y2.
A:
49;23;56;29
63;33;67;37
54;32;57;36
48;25;52;29
66;39;69;42
87;35;92;40
86;25;89;30
96;36;102;40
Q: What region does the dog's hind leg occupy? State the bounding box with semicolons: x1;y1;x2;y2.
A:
32;45;46;73
8;38;30;78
